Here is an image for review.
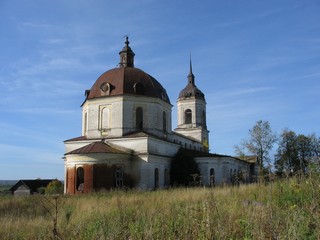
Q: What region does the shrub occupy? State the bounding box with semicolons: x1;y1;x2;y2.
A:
170;148;200;186
45;180;63;195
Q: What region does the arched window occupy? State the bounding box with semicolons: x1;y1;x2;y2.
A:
185;109;192;124
210;168;215;187
115;167;123;188
76;167;84;192
162;111;167;132
84;112;88;133
154;168;159;189
202;110;206;126
164;168;169;187
136;107;143;130
101;107;109;129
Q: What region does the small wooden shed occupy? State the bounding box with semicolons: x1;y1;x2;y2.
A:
10;179;56;196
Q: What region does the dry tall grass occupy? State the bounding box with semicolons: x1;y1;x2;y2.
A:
1;175;319;239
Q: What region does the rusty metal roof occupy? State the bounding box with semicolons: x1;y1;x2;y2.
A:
178;82;205;101
64;136;88;142
86;67;170;104
65;141;129;155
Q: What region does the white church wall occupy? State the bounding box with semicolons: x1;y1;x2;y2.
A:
196;156;252;186
81;94;172;140
65;153;132;165
196;157;224;185
177;98;196;127
122;98;134;130
122;95;172;138
148;138;180;157
135;155;171;190
108;137;148;154
82;96;124;138
171;132;204;152
133;160;152;189
177;98;205;127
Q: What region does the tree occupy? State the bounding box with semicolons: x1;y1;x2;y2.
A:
296;134;313;173
170;148;200;186
235;120;277;175
275;130;320;175
310;133;320;157
274;129;299;175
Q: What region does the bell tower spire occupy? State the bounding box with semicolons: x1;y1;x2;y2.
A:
187;55;195;85
119;36;135;67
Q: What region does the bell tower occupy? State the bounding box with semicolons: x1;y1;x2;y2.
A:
175;58;209;151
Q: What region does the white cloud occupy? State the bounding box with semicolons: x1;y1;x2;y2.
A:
0;143;62;165
207;87;274;100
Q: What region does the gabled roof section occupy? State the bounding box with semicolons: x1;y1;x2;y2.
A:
180;148;230;158
236;155;257;163
10;179;55;193
65;141;130;155
123;130;155;138
172;131;202;143
64;136;88;142
179;148;255;164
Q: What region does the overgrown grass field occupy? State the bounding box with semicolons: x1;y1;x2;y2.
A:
1;176;319;239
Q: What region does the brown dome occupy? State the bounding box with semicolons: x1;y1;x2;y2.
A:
86;67;170;104
178;83;205;101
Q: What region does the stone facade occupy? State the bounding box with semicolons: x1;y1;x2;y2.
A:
63;38;256;194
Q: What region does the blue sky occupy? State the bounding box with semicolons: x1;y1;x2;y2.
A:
0;0;319;180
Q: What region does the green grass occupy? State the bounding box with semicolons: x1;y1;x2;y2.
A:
0;185;12;192
0;176;320;239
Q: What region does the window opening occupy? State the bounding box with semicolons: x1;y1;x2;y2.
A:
101;108;109;129
185;109;192;124
163;111;167;132
164;168;169;187
136;107;143;130
210;168;215;187
154;168;159;189
202;110;206;126
115;167;124;188
76;167;84;192
84;112;88;133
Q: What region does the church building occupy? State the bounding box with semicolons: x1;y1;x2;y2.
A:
63;37;256;194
